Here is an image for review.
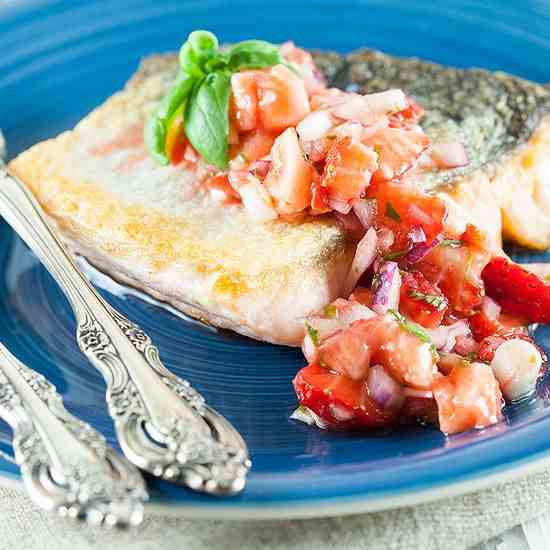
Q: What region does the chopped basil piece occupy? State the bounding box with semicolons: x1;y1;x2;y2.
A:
388;309;437;356
383;249;408;261
409;290;446;309
439;239;463;248
385;201;402;223
305;322;320;346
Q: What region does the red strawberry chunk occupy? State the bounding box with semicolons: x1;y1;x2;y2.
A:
364;127;429;180
418;225;491;316
399;271;448;328
482;256;550;324
293;363;395;430
321;137;378;203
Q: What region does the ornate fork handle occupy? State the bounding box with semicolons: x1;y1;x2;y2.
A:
0;343;147;525
0;165;250;495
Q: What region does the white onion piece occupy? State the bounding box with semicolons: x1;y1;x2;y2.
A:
430;142;469;169
305;317;341;342
403;388;433;399
328;197;352;214
296;110;334;142
290;405;328;429
337;300;377;328
301;333;319;363
428;320;470;352
482;296;502;320
353;199;377;229
332;121;364;140
367;365;405;411
372;261;402;315
491;339;542;402
332;89;408;123
229;172;278;222
377;227;395;252
344;227;378;295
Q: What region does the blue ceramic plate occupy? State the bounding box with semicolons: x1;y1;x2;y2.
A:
1;0;550;519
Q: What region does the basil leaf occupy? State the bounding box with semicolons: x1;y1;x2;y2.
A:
145;71;195;164
185;71;231;169
228;40;284;71
385;201;402;223
180;30;219;75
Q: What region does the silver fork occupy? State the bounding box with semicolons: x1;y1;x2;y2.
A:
0;132;250;495
0;342;147;526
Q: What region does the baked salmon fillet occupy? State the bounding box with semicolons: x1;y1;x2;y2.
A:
9;49;550;346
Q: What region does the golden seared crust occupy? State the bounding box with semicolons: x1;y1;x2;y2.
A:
437;115;550;250
9;54;354;346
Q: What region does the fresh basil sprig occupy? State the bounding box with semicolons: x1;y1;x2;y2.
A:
146;31;286;168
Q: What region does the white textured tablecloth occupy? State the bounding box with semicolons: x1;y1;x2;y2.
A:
2;468;550;550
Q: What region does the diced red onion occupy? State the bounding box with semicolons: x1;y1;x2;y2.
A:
296;110;334;142
404;235;442;265
409;226;426;244
344;227;378;295
403;388;433;399
353;199;377;229
334;212;366;241
453;335;479;357
427;320;470;352
430;142;469;169
482;295;502;320
328;197;352;214
372;261;402;315
367;365;405;411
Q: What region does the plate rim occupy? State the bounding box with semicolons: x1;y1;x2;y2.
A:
2;447;550;519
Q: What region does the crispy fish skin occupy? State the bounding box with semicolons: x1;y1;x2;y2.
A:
9;54;354;346
332;49;550;250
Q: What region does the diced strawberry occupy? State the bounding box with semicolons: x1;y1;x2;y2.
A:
264;128;313;214
482;256;550;324
230;71;260;133
417;225;491;316
432;362;503;434
364;127;429;180
293;363;395;430
321;137;378;203
318;324;374;380
203;173;241;205
368;180;447;251
310;173;331;214
399;271;448;328
469;311;503;341
257;65;310;131
349;287;374;307
232;128;278;164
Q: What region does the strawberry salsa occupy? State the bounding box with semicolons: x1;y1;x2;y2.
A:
148;32;548;435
